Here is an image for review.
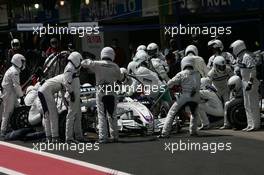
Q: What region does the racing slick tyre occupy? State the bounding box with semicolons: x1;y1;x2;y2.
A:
226;99;247;130
10;106;31;130
81;108;98;133
159;101;171;119
140;129;148;136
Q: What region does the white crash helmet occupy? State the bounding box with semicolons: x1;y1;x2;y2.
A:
200;77;211;90
68;51;83;69
101;47;115;61
136;45;147;52
208;39;224;51
135;50;149;64
11;54;26;70
227;75;242;91
50;38;58;48
185;45;198;56
127;61;139;74
213;56;226;72
181;56;194;70
11;39;20;49
147;43;159;56
230;40;246;56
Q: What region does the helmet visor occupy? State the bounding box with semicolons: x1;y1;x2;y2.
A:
216;64;226;71
228;84;235;91
12;43;20;48
147;49;157;57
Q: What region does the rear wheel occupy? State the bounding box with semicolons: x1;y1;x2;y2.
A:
82;108;98;133
226;99;247;129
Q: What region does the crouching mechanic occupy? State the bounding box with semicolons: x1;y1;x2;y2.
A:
133;50;164;99
230;40;260;131
225;75;243;129
1;54;26;137
25;83;43;126
147;43;170;82
160;56;201;138
82;47;122;143
208;56;234;129
38;74;65;142
198;78;224;130
63;51;84;143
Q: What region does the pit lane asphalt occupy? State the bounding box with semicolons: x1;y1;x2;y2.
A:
3;129;264;175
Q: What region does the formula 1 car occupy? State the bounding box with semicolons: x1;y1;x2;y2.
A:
9;84;157;140
74;84;157;135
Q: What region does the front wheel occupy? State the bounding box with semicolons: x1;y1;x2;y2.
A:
159;101;171;119
10;106;31;130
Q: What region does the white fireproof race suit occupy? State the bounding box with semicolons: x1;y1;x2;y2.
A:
63;62;83;141
162;69;201;136
82;59;122;141
238;52;260;130
38;74;65;138
208;67;233;126
1;66;23;134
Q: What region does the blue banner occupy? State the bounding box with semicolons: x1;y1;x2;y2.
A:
81;0;142;21
164;0;263;15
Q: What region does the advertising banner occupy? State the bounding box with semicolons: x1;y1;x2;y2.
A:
142;0;159;17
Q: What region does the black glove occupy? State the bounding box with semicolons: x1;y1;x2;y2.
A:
20;97;25;105
245;82;253;91
70;92;75;102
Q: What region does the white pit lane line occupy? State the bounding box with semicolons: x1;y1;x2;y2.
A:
0;141;130;175
0;167;26;175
